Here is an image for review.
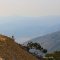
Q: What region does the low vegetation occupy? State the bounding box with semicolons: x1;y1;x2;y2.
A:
23;42;47;60
43;51;60;60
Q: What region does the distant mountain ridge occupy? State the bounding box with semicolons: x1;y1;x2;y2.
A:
24;31;60;53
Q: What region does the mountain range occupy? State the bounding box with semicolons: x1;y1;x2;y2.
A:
24;31;60;53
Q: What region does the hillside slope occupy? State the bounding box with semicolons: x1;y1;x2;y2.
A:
24;31;60;53
0;35;38;60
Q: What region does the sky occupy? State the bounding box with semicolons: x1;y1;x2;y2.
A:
0;0;60;16
0;0;60;43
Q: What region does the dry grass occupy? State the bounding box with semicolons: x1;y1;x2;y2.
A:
0;35;38;60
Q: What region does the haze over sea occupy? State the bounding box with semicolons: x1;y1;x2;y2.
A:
0;16;60;43
0;0;60;43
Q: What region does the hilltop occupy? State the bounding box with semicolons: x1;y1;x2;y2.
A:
0;34;38;60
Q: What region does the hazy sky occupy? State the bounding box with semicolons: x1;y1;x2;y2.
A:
0;16;60;43
0;0;60;43
0;0;60;16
